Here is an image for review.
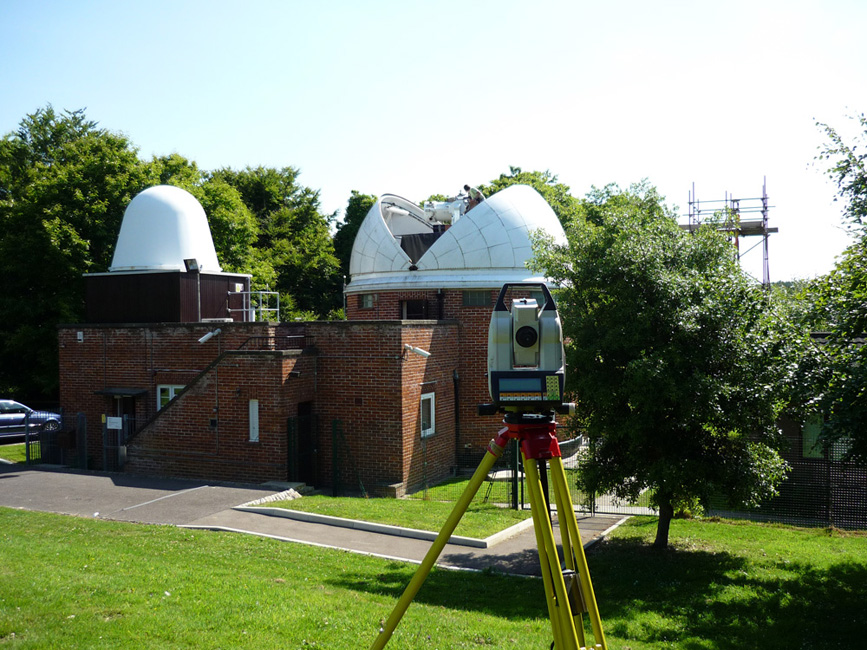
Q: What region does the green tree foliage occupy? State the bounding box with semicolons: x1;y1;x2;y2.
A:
532;182;796;548
796;115;867;464
0;106;347;399
333;190;377;280
210;166;342;318
0;106;151;399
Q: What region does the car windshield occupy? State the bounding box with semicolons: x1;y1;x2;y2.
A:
1;401;29;414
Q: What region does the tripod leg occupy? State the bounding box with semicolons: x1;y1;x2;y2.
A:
369;435;508;650
550;457;608;650
524;455;581;650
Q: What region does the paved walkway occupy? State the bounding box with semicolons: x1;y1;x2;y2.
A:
0;463;627;576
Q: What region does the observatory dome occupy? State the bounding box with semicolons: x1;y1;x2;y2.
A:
109;185;222;273
346;184;565;293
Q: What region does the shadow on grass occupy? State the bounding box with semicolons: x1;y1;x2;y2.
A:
589;534;867;649
327;556;546;620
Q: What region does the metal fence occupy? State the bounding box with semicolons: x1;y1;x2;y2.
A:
24;411;87;469
706;458;867;530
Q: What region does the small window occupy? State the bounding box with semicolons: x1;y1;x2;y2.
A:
401;299;428;320
157;385;185;410
359;294;375;309
420;392;435;438
249;399;259;443
462;290;490;307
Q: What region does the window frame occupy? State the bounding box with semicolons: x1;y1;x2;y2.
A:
462;290;491;307
249;399;260;443
157;384;186;411
420;391;436;438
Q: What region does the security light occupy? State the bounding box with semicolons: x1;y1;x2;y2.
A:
198;328;221;344
404;344;431;358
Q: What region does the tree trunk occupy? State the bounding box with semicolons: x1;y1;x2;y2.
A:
654;492;674;549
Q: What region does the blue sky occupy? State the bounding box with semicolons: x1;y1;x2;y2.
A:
2;0;865;281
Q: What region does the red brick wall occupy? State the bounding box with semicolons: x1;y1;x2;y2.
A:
345;288;506;464
305;320;459;494
58;320;463;491
58;322;280;477
125;352;315;483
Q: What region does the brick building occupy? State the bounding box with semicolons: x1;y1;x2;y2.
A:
58;184;565;494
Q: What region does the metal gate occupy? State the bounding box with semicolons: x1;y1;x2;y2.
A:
102;415;134;472
24;412;87;469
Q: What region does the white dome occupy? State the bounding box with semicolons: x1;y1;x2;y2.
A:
109;185;222;272
346;184;566;292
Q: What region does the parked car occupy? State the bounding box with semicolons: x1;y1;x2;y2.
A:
0;400;62;440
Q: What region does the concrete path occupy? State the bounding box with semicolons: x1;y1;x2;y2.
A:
0;463;627;576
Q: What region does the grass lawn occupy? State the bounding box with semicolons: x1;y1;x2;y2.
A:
265;495;532;539
0;507;550;649
0;443;27;464
593;516;867;649
405;471;654;511
2;509;865;649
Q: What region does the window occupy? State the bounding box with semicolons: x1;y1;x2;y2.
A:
420;392;435;438
462;290;490;307
802;415;824;459
359;294;375;309
401;299;428;320
249;399;259;443
157;385;185;410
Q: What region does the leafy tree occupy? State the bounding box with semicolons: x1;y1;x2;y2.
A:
333;190;377;280
0;106;151;399
796;115;867;464
532;182;796;548
211;166;342;318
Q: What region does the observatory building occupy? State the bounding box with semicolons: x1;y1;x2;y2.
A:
57;184;566;494
84;185;251;324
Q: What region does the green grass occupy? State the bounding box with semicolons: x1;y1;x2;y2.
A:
0;443;27;464
591;516;867;649
2;508;865;649
0;507;549;649
266;494;532;539
404;470;654;511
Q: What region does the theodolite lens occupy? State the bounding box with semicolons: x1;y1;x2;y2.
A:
515;325;538;348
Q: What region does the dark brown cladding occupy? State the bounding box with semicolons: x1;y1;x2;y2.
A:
84;271;251;324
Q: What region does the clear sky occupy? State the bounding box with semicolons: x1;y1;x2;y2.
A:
2;0;865;281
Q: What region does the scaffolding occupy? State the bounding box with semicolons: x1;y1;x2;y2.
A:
682;178;778;285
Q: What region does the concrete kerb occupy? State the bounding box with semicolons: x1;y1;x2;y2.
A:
233;489;536;549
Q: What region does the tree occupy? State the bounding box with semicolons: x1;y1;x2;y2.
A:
0;106;151;399
532;182;795;548
211;166;343;318
333;190;377;280
796;115;867;464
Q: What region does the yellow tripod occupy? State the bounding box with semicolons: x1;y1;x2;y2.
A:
370;412;607;650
